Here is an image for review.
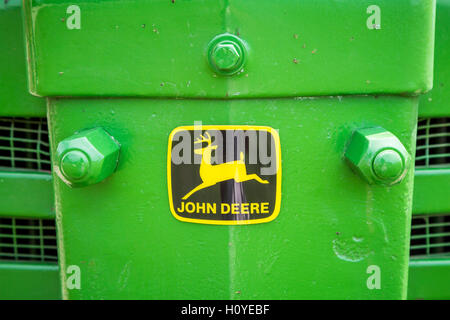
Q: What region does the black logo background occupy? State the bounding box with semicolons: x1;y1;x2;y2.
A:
170;129;279;222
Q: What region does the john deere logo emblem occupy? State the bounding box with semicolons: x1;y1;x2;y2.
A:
167;125;281;225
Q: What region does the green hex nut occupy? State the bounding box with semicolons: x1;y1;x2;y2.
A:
212;42;241;71
208;34;246;76
56;128;120;188
344;127;410;185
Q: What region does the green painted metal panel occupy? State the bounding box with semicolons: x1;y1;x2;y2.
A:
0;172;54;218
0;0;46;117
0;0;59;301
24;0;435;98
0;262;61;299
408;259;450;300
412;169;450;214
48;96;417;299
20;0;435;300
408;0;450;301
419;0;450;117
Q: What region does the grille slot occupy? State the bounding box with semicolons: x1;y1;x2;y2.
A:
0;117;51;172
416;117;450;168
0;217;58;263
410;213;450;258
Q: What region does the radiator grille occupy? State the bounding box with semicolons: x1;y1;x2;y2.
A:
0;117;51;172
416;117;450;169
410;213;450;258
0;217;58;263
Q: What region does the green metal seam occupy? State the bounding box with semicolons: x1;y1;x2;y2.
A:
46;102;67;300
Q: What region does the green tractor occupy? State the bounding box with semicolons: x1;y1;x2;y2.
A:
0;0;448;300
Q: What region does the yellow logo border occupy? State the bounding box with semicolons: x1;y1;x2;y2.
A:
167;125;282;225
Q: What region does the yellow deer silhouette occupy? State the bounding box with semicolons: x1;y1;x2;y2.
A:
182;132;269;200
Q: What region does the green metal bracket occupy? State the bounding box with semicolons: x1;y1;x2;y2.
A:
23;0;435;98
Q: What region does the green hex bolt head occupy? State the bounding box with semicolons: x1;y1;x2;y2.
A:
212;42;241;71
56;128;120;188
344;127;410;185
208;34;246;76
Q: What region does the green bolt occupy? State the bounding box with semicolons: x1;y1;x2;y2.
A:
344;127;410;185
60;150;90;181
211;42;241;71
208;34;246;75
372;149;404;180
56;127;120;188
